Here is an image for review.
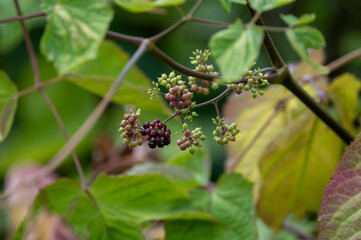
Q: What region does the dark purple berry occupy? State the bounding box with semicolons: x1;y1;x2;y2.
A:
154;119;161;124
166;129;171;134
150;130;157;137
140;128;146;136
149;122;156;128
158;122;165;129
143;122;150;129
164;132;170;139
158;131;165;137
126;131;133;137
145;128;151;135
158;141;165;148
155;137;161;144
165;93;171;100
185;100;192;107
146;135;151;140
148;141;156;149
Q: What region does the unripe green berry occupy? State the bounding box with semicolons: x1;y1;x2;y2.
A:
119;127;125;132
259;90;264;96
192;112;198;117
183;123;188;129
252;93;257;98
169;71;175;78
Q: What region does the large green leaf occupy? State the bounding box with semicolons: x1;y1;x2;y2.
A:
0;0;43;54
165;173;256;240
64;40;171;115
30;174;215;240
113;0;185;13
209;20;264;80
327;73;361;133
248;0;295;11
318;132;361;239
168;149;211;186
125;163;201;189
0;70;17;142
40;0;113;74
286;26;328;74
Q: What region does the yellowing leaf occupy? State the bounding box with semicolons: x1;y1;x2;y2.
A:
0;70;17;142
328;73;361;133
225;81;350;230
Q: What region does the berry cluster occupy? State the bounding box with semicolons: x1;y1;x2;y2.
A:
212;117;240;145
188;49;219;95
158;72;194;109
118;110;143;148
141;120;171;149
228;68;269;98
176;126;206;154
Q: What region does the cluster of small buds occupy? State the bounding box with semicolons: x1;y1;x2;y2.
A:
181;108;198;121
227;68;269;98
177;125;206;154
118;109;143;148
148;81;161;100
212;117;240;145
158;72;194;109
141;119;171;149
188;49;219;95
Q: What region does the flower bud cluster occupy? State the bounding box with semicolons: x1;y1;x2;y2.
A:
119;109;143;148
158;72;194;109
188;49;219;95
177;126;206;154
212;117;240;145
229;68;269;98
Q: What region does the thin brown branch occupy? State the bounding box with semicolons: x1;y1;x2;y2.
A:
0;11;45;23
106;31;143;45
149;16;187;42
13;0;86;188
190;17;230;27
327;48;361;72
17;76;64;97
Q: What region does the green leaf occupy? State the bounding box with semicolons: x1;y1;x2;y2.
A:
231;0;246;4
32;174;214;239
327;73;361;133
125;163;201;189
0;0;43;54
64;40;171;115
218;0;231;12
168;149;211;186
286;26;329;74
0;70;17;142
248;0;295;11
166;173;256;240
280;13;316;27
209;20;264;80
113;0;185;13
40;0;113;74
318;132;361;239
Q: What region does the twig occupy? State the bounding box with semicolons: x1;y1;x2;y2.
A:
0;11;45;23
13;0;86;188
327;48;361;72
282;221;316;239
190;17;230;27
106;31;143;45
149;17;187;42
17;76;64;97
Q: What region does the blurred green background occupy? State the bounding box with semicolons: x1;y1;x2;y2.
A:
0;0;361;236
